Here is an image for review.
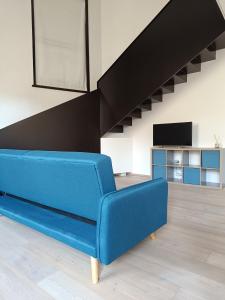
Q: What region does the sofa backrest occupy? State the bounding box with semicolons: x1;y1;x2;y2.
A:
0;150;116;221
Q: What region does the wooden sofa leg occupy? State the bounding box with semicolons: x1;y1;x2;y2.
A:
91;257;99;284
149;233;156;240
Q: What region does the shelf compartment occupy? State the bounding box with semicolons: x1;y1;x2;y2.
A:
152;150;166;166
201;182;221;188
167;166;183;183
183;167;201;185
183;150;201;168
167;177;183;184
152;165;167;180
201;169;220;188
167;150;183;166
202;150;220;169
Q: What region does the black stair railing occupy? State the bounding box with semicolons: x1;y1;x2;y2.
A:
98;0;225;136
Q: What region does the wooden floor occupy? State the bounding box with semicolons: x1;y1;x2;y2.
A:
1;175;225;300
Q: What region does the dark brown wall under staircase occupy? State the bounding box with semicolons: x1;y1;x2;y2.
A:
0;91;100;152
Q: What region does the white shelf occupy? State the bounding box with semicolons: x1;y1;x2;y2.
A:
151;147;225;189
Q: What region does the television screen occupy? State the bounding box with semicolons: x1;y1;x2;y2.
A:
153;122;192;146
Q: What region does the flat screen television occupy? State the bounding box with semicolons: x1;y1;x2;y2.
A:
153;122;192;146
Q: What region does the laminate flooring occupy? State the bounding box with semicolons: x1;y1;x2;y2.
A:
0;175;225;300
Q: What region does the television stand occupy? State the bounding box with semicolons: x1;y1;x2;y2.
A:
151;147;225;189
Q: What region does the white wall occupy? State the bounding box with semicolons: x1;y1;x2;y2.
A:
101;0;169;74
0;0;101;129
217;0;225;17
101;0;225;176
101;138;132;174
126;50;225;175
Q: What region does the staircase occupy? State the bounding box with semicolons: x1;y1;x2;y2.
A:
98;0;225;136
108;41;221;134
0;0;224;152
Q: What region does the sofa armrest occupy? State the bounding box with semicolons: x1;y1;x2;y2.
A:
96;178;168;265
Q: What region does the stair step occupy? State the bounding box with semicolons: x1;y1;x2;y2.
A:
192;55;202;64
208;42;217;52
174;67;188;84
162;78;175;94
200;43;216;62
109;125;124;133
130;108;142;118
119;117;132;126
186;56;201;74
151;90;163;103
141;99;152;111
215;31;225;50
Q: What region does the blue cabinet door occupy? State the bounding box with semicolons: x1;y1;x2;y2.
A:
153;166;167;180
152;150;166;166
183;167;200;185
202;150;220;169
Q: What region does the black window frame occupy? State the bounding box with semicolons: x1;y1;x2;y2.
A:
31;0;90;93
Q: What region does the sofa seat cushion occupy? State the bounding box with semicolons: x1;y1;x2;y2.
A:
0;195;97;257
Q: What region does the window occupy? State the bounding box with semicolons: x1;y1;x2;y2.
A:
31;0;90;92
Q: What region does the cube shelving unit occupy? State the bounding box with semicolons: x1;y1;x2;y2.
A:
151;147;225;189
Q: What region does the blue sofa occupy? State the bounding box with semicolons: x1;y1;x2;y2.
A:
0;149;168;283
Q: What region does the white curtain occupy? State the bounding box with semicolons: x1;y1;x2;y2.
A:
34;0;87;91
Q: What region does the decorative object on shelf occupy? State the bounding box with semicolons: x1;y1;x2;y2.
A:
151;147;225;189
214;134;221;148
